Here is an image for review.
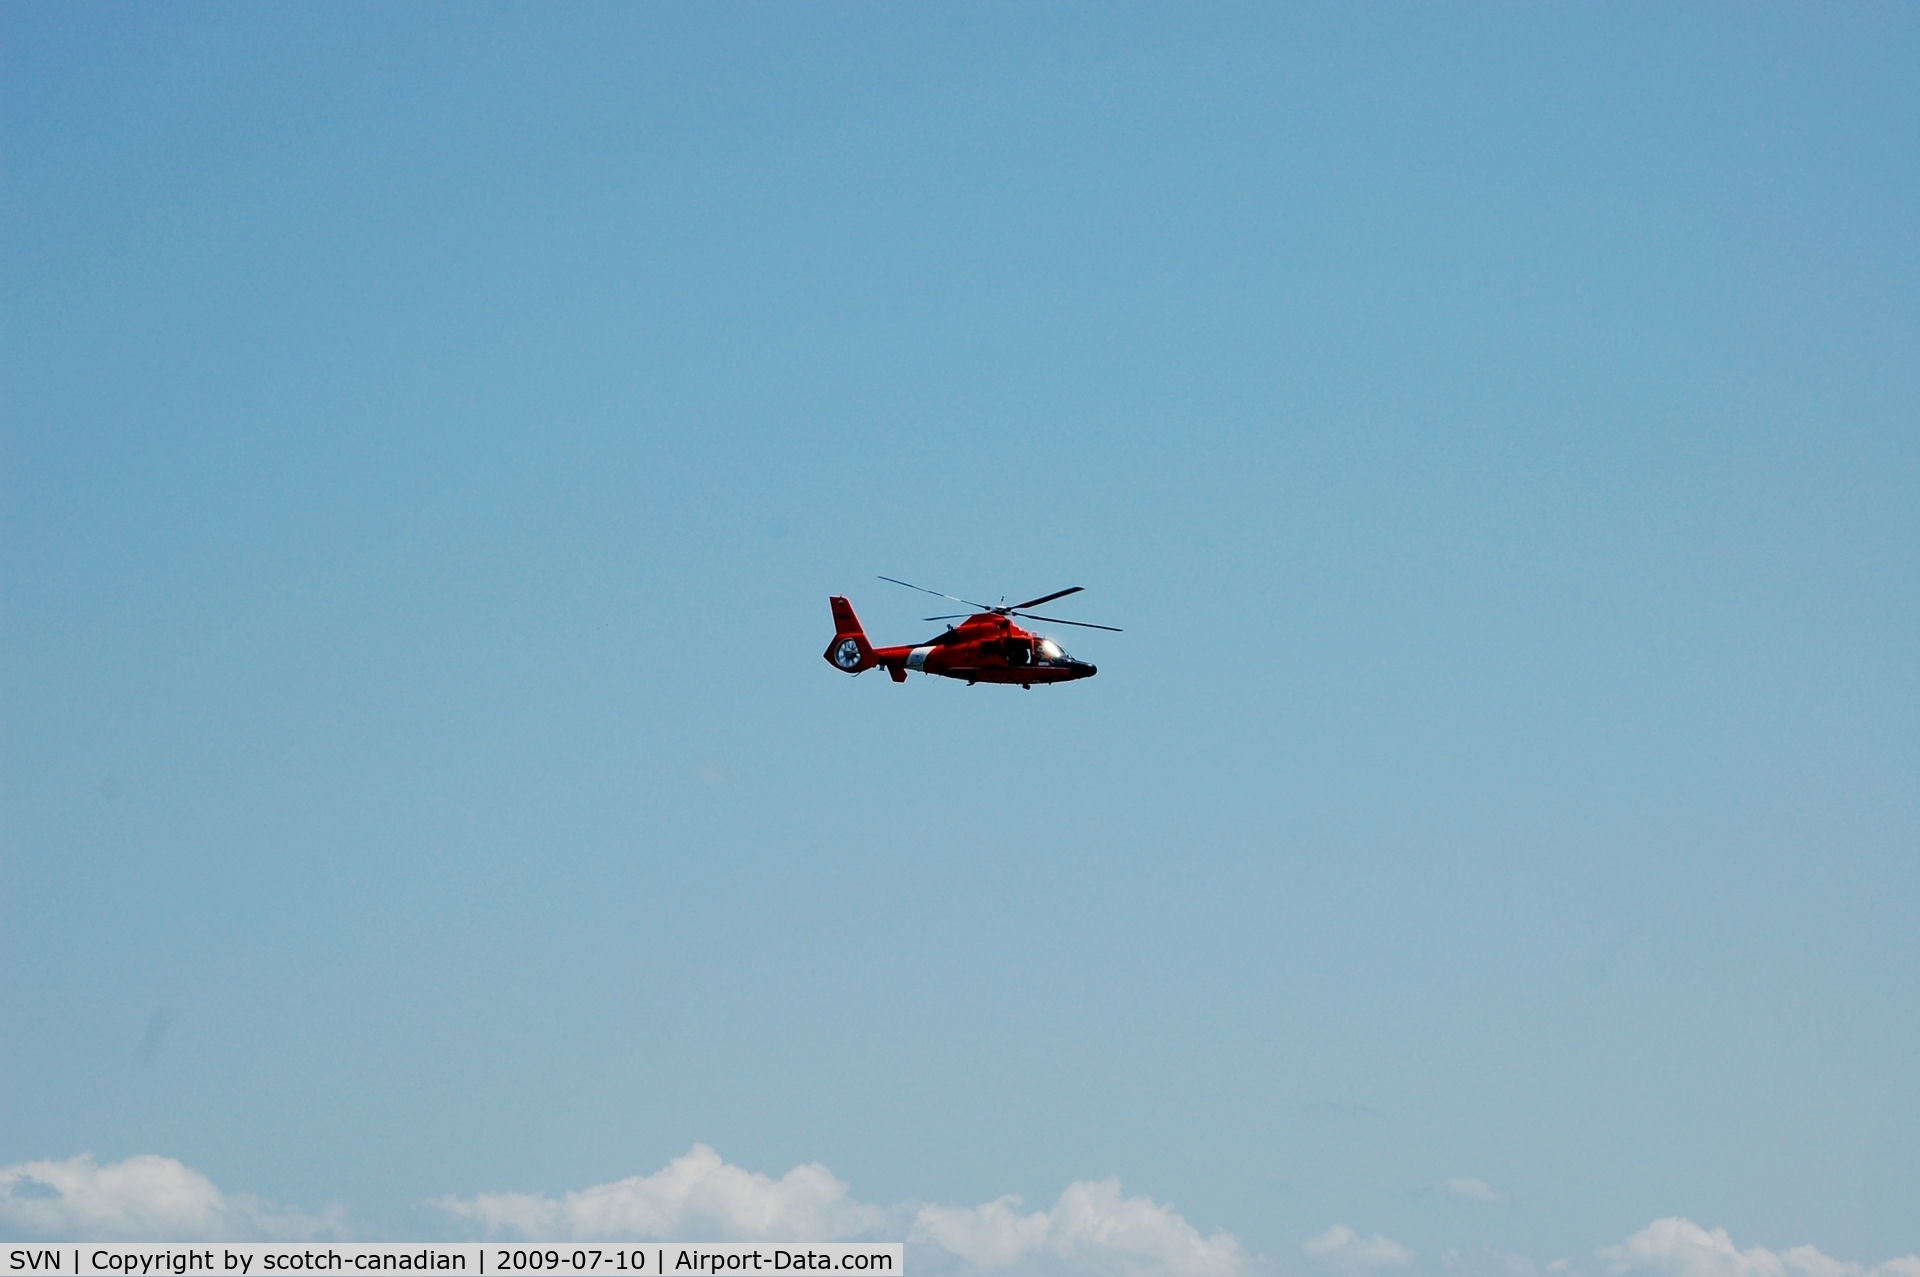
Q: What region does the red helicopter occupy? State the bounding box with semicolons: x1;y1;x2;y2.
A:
824;577;1119;688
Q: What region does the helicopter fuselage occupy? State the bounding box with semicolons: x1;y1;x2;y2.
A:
824;598;1097;687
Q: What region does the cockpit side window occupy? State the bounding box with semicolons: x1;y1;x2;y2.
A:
1007;639;1032;667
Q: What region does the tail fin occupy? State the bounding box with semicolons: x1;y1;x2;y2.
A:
824;597;877;672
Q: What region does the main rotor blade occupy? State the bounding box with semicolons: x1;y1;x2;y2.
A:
1009;586;1084;611
1014;611;1124;632
922;614;971;622
878;576;993;611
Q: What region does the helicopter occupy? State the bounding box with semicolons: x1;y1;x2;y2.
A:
824;576;1120;688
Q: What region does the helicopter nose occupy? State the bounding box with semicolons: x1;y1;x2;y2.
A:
1076;662;1097;678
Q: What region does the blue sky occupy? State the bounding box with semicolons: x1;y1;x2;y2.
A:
3;2;1916;1271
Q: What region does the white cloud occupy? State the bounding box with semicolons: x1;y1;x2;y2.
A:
910;1179;1244;1277
24;1146;1916;1277
912;1195;1052;1268
436;1144;888;1242
1601;1219;1920;1277
438;1145;1244;1276
0;1154;345;1241
1304;1225;1414;1272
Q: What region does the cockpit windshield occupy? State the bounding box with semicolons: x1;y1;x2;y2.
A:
1035;638;1070;665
